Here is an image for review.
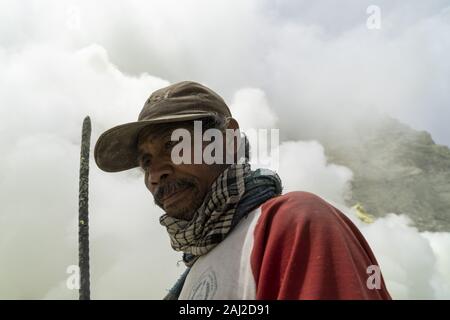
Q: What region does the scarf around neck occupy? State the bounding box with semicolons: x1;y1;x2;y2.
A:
161;162;282;299
160;162;282;265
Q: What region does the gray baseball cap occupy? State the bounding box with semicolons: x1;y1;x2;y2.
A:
94;81;232;172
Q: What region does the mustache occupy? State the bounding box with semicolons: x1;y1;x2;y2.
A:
154;178;196;206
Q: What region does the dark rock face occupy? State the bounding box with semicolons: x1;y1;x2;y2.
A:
323;116;450;232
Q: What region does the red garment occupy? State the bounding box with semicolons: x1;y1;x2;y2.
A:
178;191;391;300
252;192;391;299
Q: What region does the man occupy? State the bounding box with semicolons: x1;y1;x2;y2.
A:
94;81;391;300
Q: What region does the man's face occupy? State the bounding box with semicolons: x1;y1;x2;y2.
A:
137;123;226;221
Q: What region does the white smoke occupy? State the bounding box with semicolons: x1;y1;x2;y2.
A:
1;0;449;299
231;85;450;299
0;44;182;299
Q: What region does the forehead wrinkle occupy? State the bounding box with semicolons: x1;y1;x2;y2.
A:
137;129;180;163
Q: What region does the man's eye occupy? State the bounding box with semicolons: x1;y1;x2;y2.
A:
141;159;151;170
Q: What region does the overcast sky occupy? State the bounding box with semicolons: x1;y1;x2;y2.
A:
0;0;449;299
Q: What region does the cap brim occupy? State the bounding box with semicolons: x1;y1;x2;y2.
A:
94;112;215;172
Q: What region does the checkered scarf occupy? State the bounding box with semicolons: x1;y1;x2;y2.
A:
161;163;282;299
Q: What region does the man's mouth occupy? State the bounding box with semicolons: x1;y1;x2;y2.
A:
161;187;191;206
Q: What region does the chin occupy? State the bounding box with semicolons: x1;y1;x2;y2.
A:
164;194;204;221
165;206;195;221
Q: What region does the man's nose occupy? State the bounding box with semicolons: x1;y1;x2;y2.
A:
148;161;173;186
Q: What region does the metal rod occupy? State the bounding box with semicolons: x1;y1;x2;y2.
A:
78;116;91;300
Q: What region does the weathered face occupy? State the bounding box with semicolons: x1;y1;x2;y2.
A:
137;123;226;220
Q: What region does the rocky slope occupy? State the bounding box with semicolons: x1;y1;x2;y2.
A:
323;116;450;232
